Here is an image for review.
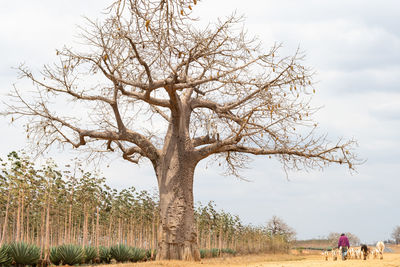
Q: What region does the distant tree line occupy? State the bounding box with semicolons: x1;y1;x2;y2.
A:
327;232;360;247
0;151;296;262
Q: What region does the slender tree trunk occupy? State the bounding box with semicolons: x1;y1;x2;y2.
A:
91;211;95;246
16;191;21;242
108;217;112;247
208;225;211;250
68;203;72;243
25;206;30;243
20;191;24;242
44;200;51;263
218;227;222;251
96;206;100;257
64;211;68;244
151;212;156;258
39;207;46;259
0;191;11;246
155;155;200;261
82;203;88;247
118;217;121;244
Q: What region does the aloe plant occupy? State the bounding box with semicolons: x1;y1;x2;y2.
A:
130;247;146;262
0;244;12;266
99;246;112;264
8;242;40;266
110;244;132;262
57;244;84;265
145;249;156;261
49;246;62;265
84;246;97;264
199;249;207;258
221;248;236;255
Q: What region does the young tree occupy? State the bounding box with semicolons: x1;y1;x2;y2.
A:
266;216;296;241
4;0;360;261
392;226;400;245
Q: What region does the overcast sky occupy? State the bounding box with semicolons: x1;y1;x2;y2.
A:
1;0;399;244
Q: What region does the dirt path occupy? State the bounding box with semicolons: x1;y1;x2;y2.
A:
98;253;400;267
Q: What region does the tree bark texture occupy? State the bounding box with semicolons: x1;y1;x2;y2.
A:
156;157;200;261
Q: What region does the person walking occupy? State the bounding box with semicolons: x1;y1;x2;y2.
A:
338;233;350;260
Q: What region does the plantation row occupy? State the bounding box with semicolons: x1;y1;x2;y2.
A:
0;152;295;263
0;242;238;266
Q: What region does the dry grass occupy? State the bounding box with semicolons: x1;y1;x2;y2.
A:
87;252;400;267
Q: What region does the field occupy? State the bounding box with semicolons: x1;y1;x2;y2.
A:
95;251;400;267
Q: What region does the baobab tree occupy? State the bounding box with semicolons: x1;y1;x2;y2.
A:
4;0;360;261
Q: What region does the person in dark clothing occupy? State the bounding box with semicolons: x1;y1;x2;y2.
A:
338;233;350;260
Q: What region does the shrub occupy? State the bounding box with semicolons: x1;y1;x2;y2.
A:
130;247;146;262
221;248;236;255
145;249;156;261
199;248;235;258
199;249;207;258
99;246;112;264
110;244;132;262
0;244;12;266
49;246;62;265
8;242;40;266
84;246;97;264
210;248;220;257
199;248;219;258
57;244;84;265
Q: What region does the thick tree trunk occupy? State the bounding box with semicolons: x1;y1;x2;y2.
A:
155;157;200;261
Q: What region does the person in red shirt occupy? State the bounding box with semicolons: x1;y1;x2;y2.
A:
338;233;350;260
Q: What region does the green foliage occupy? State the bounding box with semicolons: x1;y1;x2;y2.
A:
199;248;221;258
8;242;40;266
130;247;146;262
0;244;12;266
99;246;112;264
110;244;132;262
145;249;156;260
199;249;206;258
221;248;236;255
57;244;84;265
84;246;97;263
210;248;220;257
49;246;62;265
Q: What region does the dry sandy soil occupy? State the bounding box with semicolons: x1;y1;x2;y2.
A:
96;252;400;267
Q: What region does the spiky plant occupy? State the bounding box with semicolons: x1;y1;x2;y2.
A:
57;244;84;265
144;249;156;261
49;246;62;265
8;242;40;267
210;248;220;257
99;246;112;264
0;244;12;266
84;246;97;264
221;248;236;255
129;247;146;262
110;244;132;262
199;249;207;259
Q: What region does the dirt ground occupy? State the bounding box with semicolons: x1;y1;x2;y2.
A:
96;252;400;267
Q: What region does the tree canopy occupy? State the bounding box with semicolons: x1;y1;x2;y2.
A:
6;0;359;175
